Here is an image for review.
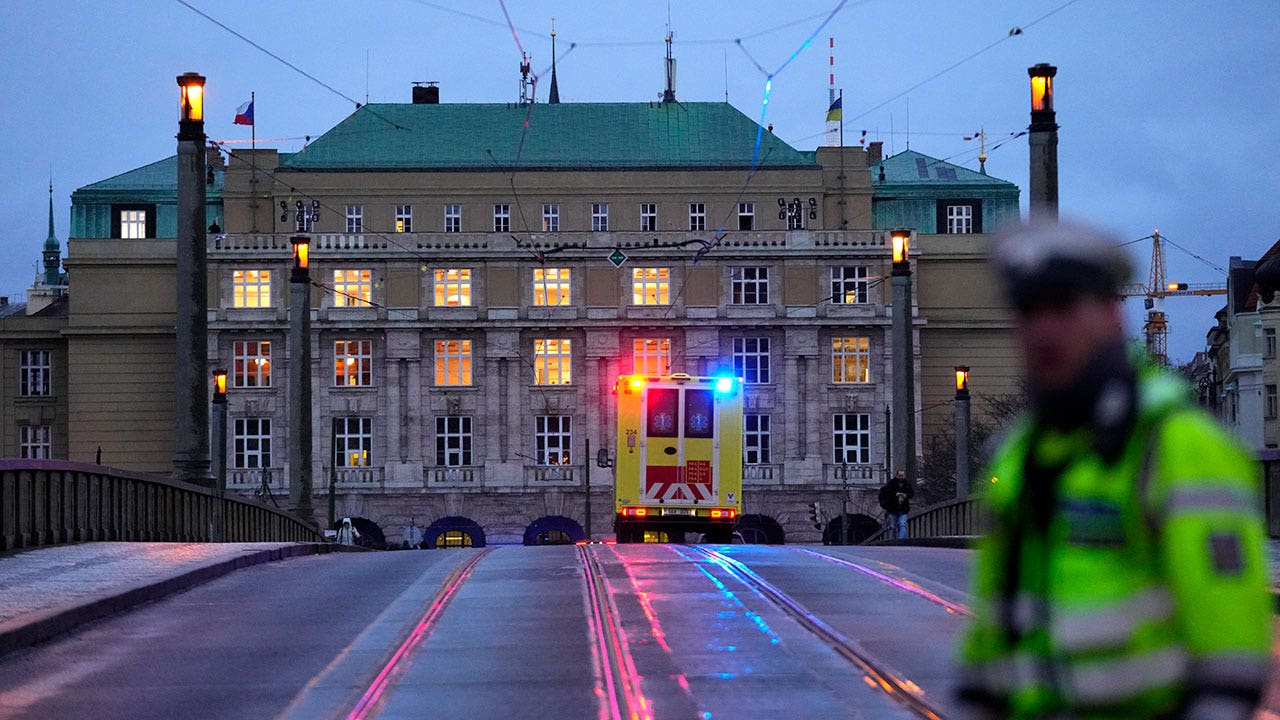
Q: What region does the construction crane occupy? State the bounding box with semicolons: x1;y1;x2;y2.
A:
1119;230;1227;365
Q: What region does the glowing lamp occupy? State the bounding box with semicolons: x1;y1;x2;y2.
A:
713;376;736;395
177;72;206;123
291;235;310;270
1028;64;1056;114
212;368;228;401
954;366;970;393
890;229;911;271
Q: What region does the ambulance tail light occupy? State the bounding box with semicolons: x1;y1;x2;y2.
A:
621;506;649;517
710;508;737;520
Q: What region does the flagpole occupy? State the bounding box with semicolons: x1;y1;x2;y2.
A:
838;89;843;148
250;91;257;233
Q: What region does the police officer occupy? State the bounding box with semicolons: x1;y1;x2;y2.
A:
956;221;1273;719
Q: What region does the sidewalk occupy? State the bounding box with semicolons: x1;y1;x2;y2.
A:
0;541;336;658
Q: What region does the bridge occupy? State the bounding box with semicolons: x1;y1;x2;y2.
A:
2;461;1278;719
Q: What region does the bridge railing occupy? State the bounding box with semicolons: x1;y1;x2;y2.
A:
0;459;321;552
863;496;988;544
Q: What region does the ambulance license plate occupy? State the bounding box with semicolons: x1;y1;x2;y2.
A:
662;508;694;516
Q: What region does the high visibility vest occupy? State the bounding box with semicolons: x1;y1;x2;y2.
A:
957;372;1272;719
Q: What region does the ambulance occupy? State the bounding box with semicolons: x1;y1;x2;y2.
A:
612;373;744;543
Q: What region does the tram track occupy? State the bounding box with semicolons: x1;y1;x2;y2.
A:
792;547;973;617
689;545;951;720
577;543;657;720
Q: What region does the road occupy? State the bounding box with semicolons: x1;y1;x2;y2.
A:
0;543;976;720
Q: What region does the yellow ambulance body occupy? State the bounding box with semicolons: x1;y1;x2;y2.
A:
613;373;744;543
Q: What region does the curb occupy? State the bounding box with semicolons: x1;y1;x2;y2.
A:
0;543;339;660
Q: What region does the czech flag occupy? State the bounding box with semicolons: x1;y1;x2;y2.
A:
233;100;254;126
825;96;842;122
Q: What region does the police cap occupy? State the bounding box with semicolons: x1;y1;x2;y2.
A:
992;220;1133;312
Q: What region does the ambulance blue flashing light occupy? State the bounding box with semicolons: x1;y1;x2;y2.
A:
713;375;737;395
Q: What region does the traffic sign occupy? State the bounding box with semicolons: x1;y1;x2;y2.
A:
608;249;627;268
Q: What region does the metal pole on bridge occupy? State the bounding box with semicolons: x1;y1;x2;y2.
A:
288;235;315;527
211;369;228;540
889;230;917;487
584;438;593;540
954;367;971;500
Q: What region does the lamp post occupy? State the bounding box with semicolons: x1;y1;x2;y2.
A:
288;235;315;526
173;72;213;485
889;229;917;488
954;366;971;500
1028;63;1059;222
211;368;228;540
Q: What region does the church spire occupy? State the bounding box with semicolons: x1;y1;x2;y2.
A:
548;19;561;104
43;183;61;287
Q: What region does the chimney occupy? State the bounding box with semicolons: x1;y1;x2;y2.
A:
412;82;440;104
867;141;883;165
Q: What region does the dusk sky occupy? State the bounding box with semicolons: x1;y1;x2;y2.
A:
1;1;1275;363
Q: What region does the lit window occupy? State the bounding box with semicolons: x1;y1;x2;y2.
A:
436;416;472;466
232;269;271;308
535;415;572;465
733;338;770;384
434;268;472;307
334;340;373;387
641;203;657;232
543;204;560;233
833;413;871;464
345;205;363;233
233;418;272;468
333;417;372;467
233;340;271;388
19;425;51;459
120;210;147;239
19;349;51;397
744;414;770;464
535;339;572;385
395;205;413;233
832;337;871;383
493;204;511;233
534;268;570;306
631;267;670;305
592;203;609;232
633;338;671;376
333;269;373;307
444;204;462;233
435;339;472;386
831;266;870;304
738;202;755;231
731;267;770;305
689;202;706;231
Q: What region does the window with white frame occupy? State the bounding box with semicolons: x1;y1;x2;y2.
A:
833;413;871;464
946;204;974;234
493;204;510;233
435;340;472;386
345;205;363;233
120;209;147;239
19;425;50;459
444;204;461;233
535;415;572;465
641;203;657;232
1267;328;1277;359
1268;385;1279;420
19;349;51;397
433;268;471;307
733;337;771;384
436;416;472;466
335;340;373;387
332;269;372;307
831;266;870;304
395;205;413;233
533;268;570;306
333;417;372;467
233;418;272;468
744;414;771;464
738;202;755;231
535;339;572;385
832;337;871;383
592;203;609;232
232;269;272;309
689;202;706;231
631;267;670;305
542;204;560;233
731;267;770;304
633;338;671;376
233;340;271;388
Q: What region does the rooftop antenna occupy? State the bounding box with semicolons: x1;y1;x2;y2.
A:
964;127;988;174
519;52;534;104
905;97;911;151
825;37;841;147
662;5;677;103
365;49;370;105
723;48;729;102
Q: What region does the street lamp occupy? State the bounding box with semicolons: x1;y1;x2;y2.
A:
1027;63;1059;221
954;366;971;500
173;72;212;486
211;368;228;540
288;235;315;526
888;229;917;489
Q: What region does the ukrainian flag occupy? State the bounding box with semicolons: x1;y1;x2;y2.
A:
826;96;842;122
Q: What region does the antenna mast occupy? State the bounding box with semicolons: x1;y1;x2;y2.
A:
662;9;676;103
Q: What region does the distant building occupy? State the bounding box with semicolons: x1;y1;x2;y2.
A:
61;91;1019;542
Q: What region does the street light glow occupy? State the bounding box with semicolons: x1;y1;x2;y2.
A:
212;368;227;399
1028;64;1056;113
177;73;205;123
890;229;911;265
954;366;970;393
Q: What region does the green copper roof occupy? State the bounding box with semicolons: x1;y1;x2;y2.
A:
281;102;814;170
872;149;1016;188
74;155;225;196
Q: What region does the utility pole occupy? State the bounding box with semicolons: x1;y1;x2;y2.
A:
288;235;315;526
954;367;971;500
584;438;593;540
890;230;917;486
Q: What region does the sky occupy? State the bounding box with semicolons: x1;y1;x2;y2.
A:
1;0;1276;363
